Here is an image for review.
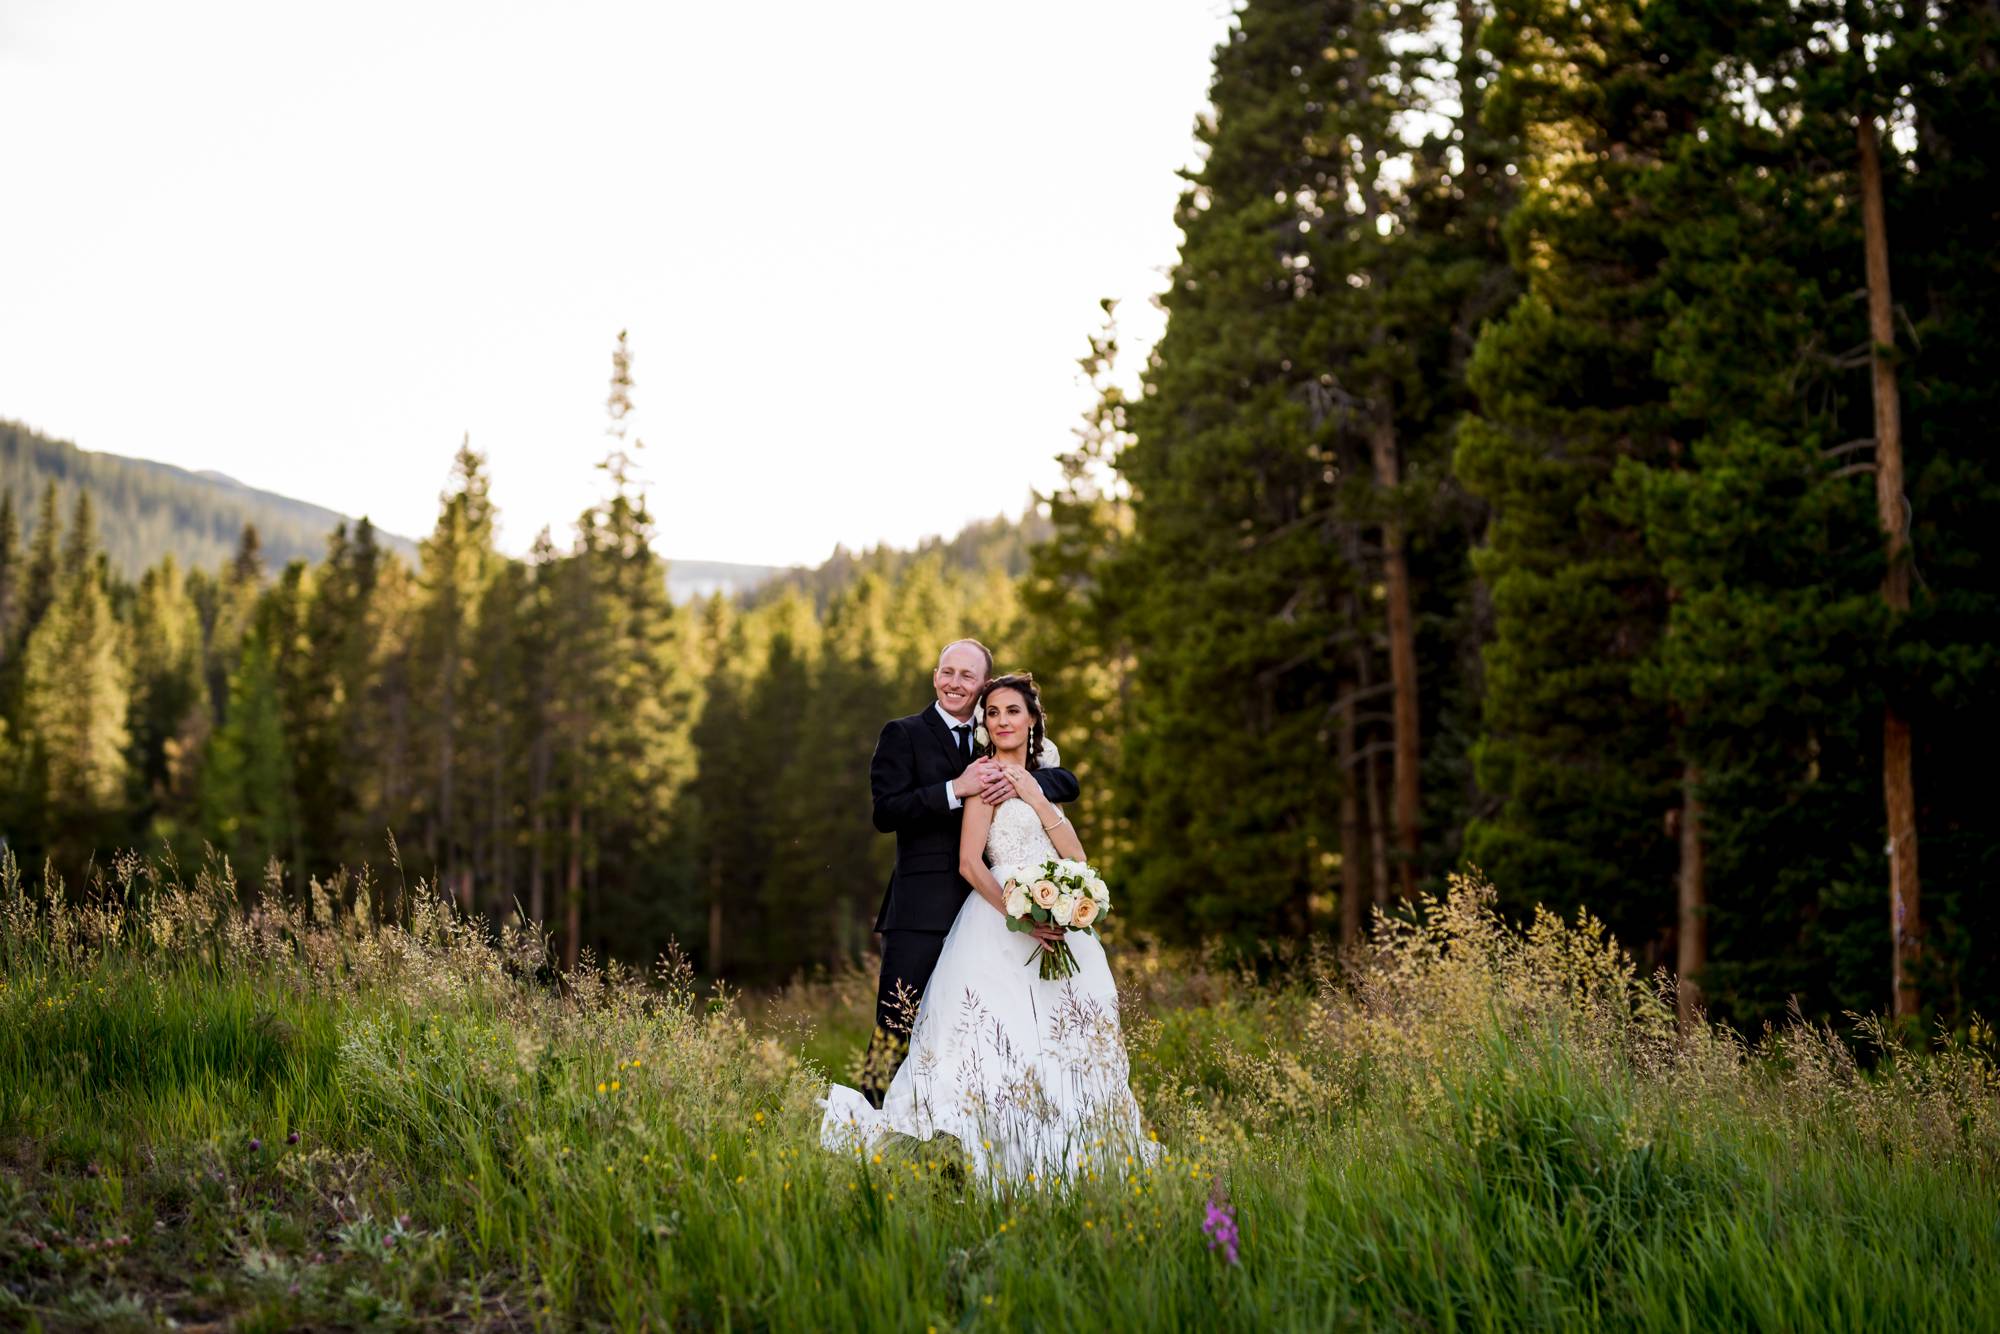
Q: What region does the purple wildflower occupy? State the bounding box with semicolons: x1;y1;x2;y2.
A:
287;1131;300;1145
248;1138;262;1152
1202;1196;1240;1266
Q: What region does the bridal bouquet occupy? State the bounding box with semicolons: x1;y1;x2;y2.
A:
1001;858;1111;981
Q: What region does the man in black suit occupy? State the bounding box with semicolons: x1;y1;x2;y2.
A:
860;637;1080;1105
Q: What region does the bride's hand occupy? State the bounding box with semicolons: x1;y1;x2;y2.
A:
1002;765;1044;807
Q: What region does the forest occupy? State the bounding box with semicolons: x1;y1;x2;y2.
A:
1;0;1994;1036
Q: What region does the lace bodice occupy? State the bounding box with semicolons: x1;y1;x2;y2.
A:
983;739;1064;878
986;797;1059;880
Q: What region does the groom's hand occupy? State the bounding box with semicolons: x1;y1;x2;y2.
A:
978;763;1015;807
953;757;1002;800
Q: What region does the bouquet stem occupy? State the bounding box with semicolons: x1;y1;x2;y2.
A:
1037;938;1079;981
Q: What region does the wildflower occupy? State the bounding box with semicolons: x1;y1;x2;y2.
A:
754;1111;765;1124
1202;1193;1241;1266
249;1138;262;1152
610;1080;621;1092
597;1082;607;1094
286;1131;300;1145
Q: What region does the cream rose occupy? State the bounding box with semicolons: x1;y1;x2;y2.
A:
1071;895;1100;928
1004;885;1031;917
973;724;990;748
1052;894;1077;927
1031;879;1060;909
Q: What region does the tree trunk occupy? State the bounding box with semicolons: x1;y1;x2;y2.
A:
527;704;551;928
1338;682;1367;949
1676;762;1705;1025
563;801;583;971
1857;113;1921;1020
1353;641;1392;908
709;892;725;978
1370;409;1422;897
1363;744;1391;910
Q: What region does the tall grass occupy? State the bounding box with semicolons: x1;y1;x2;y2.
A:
2;850;1995;1330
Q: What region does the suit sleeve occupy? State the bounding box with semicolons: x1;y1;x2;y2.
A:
1032;740;1081;806
871;719;951;833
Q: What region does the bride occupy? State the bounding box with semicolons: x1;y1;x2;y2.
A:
821;673;1156;1184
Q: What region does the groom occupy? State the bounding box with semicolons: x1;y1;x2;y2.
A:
861;637;1080;1105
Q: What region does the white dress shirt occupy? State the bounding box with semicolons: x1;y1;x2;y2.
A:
936;701;976;811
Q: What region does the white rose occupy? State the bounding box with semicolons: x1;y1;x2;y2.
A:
1088;876;1108;902
973;725;990;748
1004;885;1031;917
1051;894;1077;927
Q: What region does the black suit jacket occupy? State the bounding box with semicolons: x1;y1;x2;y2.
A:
870;705;1081;933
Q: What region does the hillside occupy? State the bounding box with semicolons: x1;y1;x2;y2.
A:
746;507;1051;612
2;418;419;575
2;419;794;599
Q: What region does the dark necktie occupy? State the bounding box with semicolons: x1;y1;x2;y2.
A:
953;723;972;765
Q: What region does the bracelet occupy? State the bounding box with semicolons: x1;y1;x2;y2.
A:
1042;812;1069;833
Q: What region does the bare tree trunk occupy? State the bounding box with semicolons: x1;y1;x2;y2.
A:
1676;762;1705;1025
709;894;725;978
1352;641;1392;908
1338;683;1366;949
1857;113;1921;1020
1363;745;1391;910
1369;409;1422;897
563;802;583;971
526;706;550;927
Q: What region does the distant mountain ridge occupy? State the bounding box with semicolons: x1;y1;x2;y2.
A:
3;418;421;576
1;418;792;600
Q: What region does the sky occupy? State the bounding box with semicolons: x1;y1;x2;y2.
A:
0;1;1235;566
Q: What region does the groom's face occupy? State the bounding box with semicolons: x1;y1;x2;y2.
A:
933;644;988;721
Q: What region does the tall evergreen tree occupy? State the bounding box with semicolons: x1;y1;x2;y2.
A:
199;626;300;886
412;439;500;906
19;511;131;863
0;490;21;653
1456;0;1705;960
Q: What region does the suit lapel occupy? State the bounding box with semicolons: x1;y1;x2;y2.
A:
920;704;966;774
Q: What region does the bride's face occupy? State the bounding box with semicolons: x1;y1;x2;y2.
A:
982;688;1035;751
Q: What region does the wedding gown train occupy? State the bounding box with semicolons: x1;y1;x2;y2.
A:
820;795;1157;1184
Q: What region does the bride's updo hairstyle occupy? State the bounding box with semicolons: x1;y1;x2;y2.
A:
976;672;1047;772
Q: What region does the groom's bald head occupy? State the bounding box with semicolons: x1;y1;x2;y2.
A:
932;638;992;721
937;638;993;677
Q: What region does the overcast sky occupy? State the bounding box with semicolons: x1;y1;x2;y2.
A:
0;1;1232;566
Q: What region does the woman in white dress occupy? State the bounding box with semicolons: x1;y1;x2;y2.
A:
821;674;1156;1184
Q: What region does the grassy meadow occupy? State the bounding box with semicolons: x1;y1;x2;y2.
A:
2;852;1996;1331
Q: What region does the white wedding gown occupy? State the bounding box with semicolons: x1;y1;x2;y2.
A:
820;794;1157;1185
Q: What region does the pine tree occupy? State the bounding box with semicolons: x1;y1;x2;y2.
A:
412;438;500;907
1022;302;1137;871
199;626;300;886
1455;0;1705;957
127;554;209;830
19;483;60;645
0;490;21;652
765;573;901;968
19;504;131;863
